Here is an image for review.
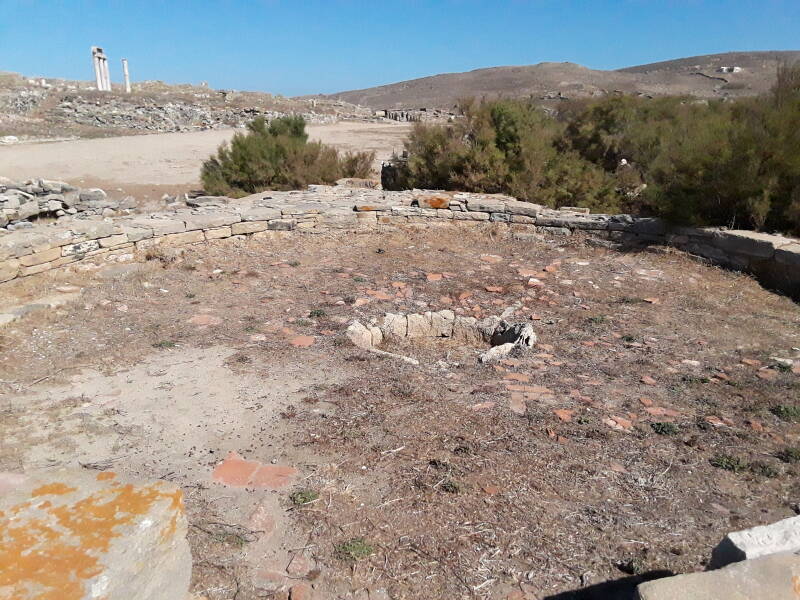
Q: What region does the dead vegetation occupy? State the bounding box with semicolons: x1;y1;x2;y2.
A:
0;225;798;599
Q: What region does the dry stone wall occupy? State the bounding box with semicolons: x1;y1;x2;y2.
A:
0;185;798;299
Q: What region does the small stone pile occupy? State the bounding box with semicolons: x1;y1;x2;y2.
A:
0;176;135;231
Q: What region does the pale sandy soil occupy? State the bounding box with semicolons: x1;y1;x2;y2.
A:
0;120;412;194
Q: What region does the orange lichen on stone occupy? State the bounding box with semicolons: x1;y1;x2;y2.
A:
96;471;116;481
31;482;77;497
0;479;183;600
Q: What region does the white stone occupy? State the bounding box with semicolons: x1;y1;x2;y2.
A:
710;515;800;568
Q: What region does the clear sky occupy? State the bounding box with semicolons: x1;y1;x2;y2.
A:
1;1;798;96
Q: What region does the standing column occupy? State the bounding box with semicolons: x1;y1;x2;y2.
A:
91;47;104;91
101;56;111;91
121;59;131;93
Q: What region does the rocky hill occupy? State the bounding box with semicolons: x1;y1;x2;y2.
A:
323;51;800;110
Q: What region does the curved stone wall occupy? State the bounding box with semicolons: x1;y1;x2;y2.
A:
1;185;798;300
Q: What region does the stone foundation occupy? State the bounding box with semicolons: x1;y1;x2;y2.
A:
1;185;798;300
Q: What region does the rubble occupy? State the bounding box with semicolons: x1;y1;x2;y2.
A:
0;177;133;230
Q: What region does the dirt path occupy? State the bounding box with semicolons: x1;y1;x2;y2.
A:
0;120;412;191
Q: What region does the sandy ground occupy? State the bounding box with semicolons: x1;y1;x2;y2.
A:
0;120;412;192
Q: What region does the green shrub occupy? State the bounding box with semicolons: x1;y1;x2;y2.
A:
335;538;374;561
777;447;800;463
388;63;800;235
386;99;618;212
771;405;800;422
709;454;748;473
201;116;374;196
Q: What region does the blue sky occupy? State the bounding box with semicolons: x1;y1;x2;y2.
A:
1;1;798;96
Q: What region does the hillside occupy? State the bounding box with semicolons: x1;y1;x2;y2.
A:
323;51;800;110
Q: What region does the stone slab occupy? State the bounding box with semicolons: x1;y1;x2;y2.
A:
636;551;800;600
711;515;800;568
0;469;190;600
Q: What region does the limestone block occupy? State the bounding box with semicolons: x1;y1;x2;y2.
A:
205;226;232;240
19;261;55;276
69;221;119;240
453;211;490;221
465;198;506;213
490;212;511;222
511;215;536;224
19;246;61;267
183;213;240;231
505;200;542;218
391;206;422;216
775;244;800;267
79;188;107;202
268;219;295;231
415;195;452;210
62;240;101;257
558;206;590;214
17;201;39;220
429;310;455;337
710;516;800;568
452;316;483;344
629;218;668;236
435;209;454;219
406;313;433;338
99;234;129;248
636;551;800;600
0;258;20;283
346;321;373;348
713;230;792;259
131;219;185;236
158;230;205;247
0;469;190;600
381;313;408;339
122;226;154;242
232;221;269;235
368;325;384;347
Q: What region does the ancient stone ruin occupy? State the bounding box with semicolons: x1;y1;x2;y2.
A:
346;310;536;364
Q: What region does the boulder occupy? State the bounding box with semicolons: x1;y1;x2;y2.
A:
636;551;800;600
0;469;191;600
710;515;800;568
79;188;107;203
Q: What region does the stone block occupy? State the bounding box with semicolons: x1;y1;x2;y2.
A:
710;515;800;569
558;206;590;214
17;201;39;220
69;221;119;240
232;221;269;235
0;469;190;600
452;316;483;344
79;188;107;202
19;246;61;267
635;551;800;600
428;310;455;337
0;258;20;283
775;244;800;267
183;213;240;231
19;261;55;276
630;218;668;236
99;234;129;248
132;219;185;236
465;198;506;213
435;209;454;219
511;215;536;224
453;211;490;221
268;219;295;231
415;194;452;209
713;230;792;260
62;240;101;257
490;212;511;222
158;230;205;247
406;313;432;338
505;200;542;218
121;226;154;242
381;313;408;339
205;226;232;240
346;321;374;348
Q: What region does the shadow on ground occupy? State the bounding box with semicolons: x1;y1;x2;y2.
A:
544;570;673;600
